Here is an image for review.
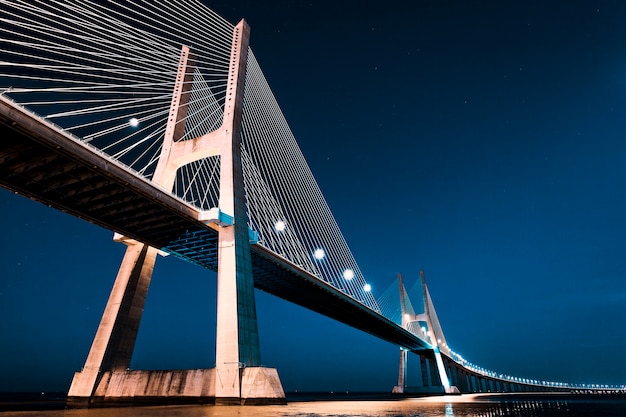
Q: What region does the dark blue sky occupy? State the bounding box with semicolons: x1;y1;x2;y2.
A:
1;1;626;392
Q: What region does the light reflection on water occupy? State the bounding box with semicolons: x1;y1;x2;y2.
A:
1;394;625;417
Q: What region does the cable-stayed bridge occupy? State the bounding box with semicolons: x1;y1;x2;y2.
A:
0;0;622;406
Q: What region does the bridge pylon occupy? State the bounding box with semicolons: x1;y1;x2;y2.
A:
392;271;459;395
67;19;285;407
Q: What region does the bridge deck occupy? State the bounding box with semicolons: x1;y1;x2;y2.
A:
0;96;430;352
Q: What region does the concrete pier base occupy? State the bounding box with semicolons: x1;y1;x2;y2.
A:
445;386;461;394
67;367;285;407
239;367;286;405
395;385;460;396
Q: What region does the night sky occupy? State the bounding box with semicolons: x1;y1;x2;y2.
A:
1;1;626;392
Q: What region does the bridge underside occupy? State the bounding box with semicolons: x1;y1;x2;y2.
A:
0;98;430;352
0;98;206;250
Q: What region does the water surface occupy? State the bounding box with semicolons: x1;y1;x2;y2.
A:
1;393;625;416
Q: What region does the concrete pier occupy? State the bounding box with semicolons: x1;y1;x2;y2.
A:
68;368;284;407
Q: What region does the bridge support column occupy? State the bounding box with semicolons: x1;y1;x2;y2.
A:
213;19;284;405
461;370;470;392
420;355;431;387
465;374;472;392
468;374;478;392
67;240;157;407
445;360;457;388
392;348;408;393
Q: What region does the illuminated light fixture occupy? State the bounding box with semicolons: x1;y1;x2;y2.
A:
129;117;139;127
363;283;372;292
343;269;354;280
313;248;325;260
274;220;286;232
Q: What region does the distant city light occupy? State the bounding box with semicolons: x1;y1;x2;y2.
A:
129;117;139;127
274;220;286;232
363;283;371;292
343;269;354;280
313;248;325;260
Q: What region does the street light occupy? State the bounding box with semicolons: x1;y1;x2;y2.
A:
274;220;286;232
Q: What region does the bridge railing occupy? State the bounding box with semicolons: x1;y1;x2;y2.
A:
446;348;625;392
